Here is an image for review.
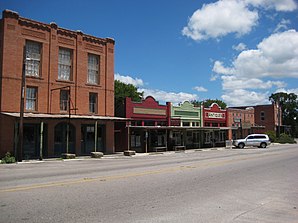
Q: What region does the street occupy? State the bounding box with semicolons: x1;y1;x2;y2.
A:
1;144;298;223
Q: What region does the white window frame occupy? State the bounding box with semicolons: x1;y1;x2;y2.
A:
58;48;72;81
25;41;41;77
26;87;37;111
88;54;99;84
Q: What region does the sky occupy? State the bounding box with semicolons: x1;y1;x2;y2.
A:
1;0;298;106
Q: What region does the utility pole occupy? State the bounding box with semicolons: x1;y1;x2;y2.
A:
277;99;281;138
18;46;26;162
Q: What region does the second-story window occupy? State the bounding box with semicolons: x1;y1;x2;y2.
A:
60;90;69;111
25;41;41;77
58;48;72;81
89;93;98;113
88;54;99;84
26;87;37;111
260;111;265;121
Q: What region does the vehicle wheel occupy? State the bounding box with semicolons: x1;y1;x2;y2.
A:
238;143;245;149
260;142;267;148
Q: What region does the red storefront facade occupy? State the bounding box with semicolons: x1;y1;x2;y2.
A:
115;96;171;152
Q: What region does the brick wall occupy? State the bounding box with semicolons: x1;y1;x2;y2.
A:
0;10;114;116
254;104;280;132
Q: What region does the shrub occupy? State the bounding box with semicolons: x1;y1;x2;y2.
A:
265;131;277;142
1;152;16;164
277;133;296;144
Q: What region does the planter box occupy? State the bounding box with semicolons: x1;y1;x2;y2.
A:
123;150;136;156
61;153;76;159
91;152;104;158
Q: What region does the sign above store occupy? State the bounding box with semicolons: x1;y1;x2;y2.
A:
206;112;225;119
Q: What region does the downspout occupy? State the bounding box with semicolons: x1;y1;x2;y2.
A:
105;41;108;116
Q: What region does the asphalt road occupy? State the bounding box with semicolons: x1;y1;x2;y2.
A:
1;144;298;223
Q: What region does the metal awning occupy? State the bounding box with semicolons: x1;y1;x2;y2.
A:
1;112;129;121
127;125;235;130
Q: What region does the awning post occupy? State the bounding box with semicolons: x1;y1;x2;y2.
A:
39;121;44;160
94;121;98;152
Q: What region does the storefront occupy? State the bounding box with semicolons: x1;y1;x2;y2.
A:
115;96;170;152
0;112;126;159
203;103;227;127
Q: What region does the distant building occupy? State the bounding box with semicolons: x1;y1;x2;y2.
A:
228;103;282;138
0;10;122;159
254;104;282;133
227;107;262;139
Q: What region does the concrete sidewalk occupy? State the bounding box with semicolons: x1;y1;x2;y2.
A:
6;147;229;164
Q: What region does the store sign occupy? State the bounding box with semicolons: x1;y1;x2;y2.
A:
133;107;166;115
207;112;225;119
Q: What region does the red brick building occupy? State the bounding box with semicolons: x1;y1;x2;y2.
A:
0;10;121;159
228;103;282;138
227;107;257;139
254;103;282;133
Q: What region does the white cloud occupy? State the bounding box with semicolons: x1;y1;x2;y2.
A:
222;76;286;90
232;43;247;51
245;0;297;11
213;30;298;78
212;61;236;75
215;30;298;107
275;88;298;95
274;19;291;33
115;73;144;87
115;74;197;104
182;0;297;41
210;74;219;81
140;88;197;105
222;89;269;106
193;86;208;92
182;0;259;41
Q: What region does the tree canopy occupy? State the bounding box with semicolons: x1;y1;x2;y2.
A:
269;92;298;137
114;80;143;115
190;99;227;109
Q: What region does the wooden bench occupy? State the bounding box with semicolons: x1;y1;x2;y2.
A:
173;145;186;151
152;146;167;152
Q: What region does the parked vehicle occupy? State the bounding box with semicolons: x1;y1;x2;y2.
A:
233;134;271;149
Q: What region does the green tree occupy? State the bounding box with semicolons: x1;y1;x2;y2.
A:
191;99;227;109
269;92;298;137
190;100;201;107
114;80;143;115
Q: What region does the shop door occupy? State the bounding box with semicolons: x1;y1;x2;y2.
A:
81;125;105;154
54;122;75;155
23;124;47;159
23;124;38;159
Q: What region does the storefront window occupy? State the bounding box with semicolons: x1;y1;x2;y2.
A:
131;132;141;148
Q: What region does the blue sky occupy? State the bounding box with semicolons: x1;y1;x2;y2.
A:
1;0;298;106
